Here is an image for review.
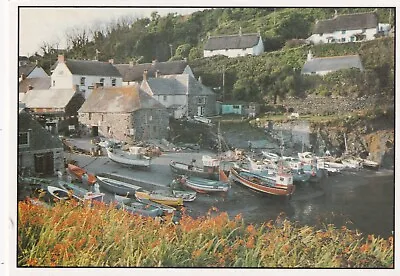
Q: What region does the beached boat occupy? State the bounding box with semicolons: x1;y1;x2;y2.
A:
96;176;142;196
172;190;197;202
47;185;83;201
261;151;280;162
230;166;295;197
58;180;105;201
114;195;163;217
135;190;184;207
136;198;176;214
67;164;97;185
106;147;151;168
341;157;363;170
180;170;230;193
357;158;380;170
170;160;219;180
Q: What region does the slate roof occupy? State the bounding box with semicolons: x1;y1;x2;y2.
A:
204;33;261;51
19;64;37;77
313;11;378;34
18;110;63;150
23;89;77;109
19;77;51;93
52;59;122;77
78;85;165;113
145;74;215;96
114;60;188;82
301;55;364;74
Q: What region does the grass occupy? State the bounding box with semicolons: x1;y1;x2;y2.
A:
18;198;393;268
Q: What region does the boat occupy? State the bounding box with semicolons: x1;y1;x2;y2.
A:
170;160;219;180
359;158;380;170
114;195;163;217
172;190;197;202
180;170;230;193
261;151;280;162
135;198;176;214
135;190;184;207
96;176;142;196
230;166;295;197
18;176;52;188
106;147;151;168
67;164;97;185
47;185;83;201
58;180;105;201
341;157;363;170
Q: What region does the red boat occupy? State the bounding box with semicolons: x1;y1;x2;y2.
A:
67;164;97;185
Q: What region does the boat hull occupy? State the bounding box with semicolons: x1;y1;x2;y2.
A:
135;190;183;207
182;176;229;193
170;161;218;180
230;167;295;197
107;148;151;168
67;164;97;185
96;176;142;196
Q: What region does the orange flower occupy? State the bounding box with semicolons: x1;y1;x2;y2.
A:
246;236;255;249
192;249;202;259
26;258;38;266
360;243;369;253
246;224;257;235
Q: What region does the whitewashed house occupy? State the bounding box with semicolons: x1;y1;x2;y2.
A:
301;51;364;76
140;72;217;118
203;29;264;58
307;11;379;44
51;55;123;99
114;59;194;86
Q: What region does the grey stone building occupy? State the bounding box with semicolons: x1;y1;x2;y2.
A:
78;85;169;143
18;108;64;176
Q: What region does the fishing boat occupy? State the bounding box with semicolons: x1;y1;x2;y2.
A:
230;166;295;197
114;195;163;217
96;176;142;196
106;147;151;168
135;190;184;207
170;160;219;180
58;180;105;201
172;190;197;202
135;198;176;214
180;170;230;193
67;164;97;185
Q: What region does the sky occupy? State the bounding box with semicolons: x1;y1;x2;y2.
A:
19;7;204;56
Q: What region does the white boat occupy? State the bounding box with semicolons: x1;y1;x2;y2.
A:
261;151;280;162
106;147;151;168
341;158;363;170
96;175;143;196
172;190;197;202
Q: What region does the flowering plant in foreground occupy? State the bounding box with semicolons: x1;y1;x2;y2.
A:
18;199;393;267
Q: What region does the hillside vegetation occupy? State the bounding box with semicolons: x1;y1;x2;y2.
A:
31;8;394;104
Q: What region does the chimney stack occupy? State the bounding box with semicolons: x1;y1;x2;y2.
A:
143;69;148;81
155;70;160;78
58;55;65;63
108;59;114;64
198;76;202;84
35;60;39;65
239;27;242;36
152;59;158;65
21;73;26;81
307;50;313;61
129;61;134;67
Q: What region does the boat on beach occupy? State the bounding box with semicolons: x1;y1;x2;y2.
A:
67;164;97;185
96;176;142;196
180;170;230;193
47;185;83;201
170;160;219;180
172;190;197;202
106;147;151;168
134;190;184;207
114;194;164;217
58;180;105;201
230;166;295;197
135;198;176;214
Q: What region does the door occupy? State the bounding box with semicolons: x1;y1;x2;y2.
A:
34;152;54;176
91;126;99;137
197;106;204;116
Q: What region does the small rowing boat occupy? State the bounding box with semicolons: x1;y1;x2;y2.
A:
67;164;97;185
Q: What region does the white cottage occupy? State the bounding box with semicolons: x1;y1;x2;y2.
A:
51;55;123;99
307;11;379;44
203;29;264;58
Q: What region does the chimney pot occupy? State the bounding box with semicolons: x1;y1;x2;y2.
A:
155;70;160;78
143;69;148;81
58;55;65;63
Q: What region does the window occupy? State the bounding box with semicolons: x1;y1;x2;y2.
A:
100;78;105;85
341;37;346;42
80;77;86;86
341;30;346;34
350;36;355;42
101;114;104;121
18;132;29;147
197;97;206;105
233;105;240;109
89;113;92;120
52;80;56;86
112;78;116;86
163;95;167;101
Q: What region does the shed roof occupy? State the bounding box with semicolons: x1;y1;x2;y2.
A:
23;89;77;109
114;60;188;82
313;11;378;34
204;33;260;51
78;85;165;113
301;55;364;74
19;77;51;93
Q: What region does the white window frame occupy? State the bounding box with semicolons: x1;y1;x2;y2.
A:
18;132;29;147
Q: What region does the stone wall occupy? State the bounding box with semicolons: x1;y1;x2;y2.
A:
282;95;394;115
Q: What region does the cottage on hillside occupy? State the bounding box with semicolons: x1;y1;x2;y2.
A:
203;28;264;58
18;108;64;177
78;85;169;143
307;10;383;44
140;71;217;119
301;51;364;76
22;88;85;135
51;55;123;99
114;59;194;85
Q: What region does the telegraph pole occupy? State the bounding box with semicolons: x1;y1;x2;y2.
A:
222;66;225;101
